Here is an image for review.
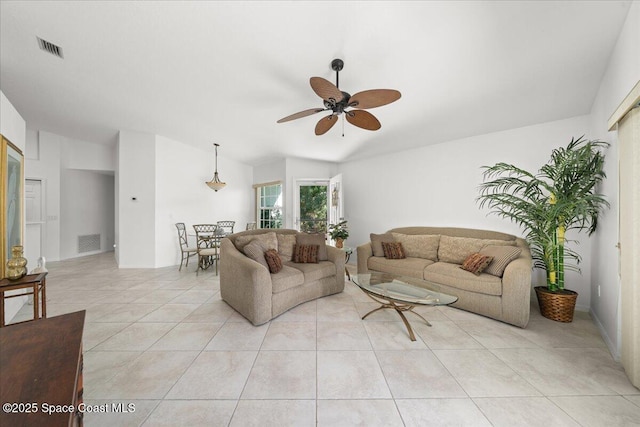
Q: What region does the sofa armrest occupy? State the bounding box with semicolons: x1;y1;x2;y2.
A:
501;253;533;328
220;238;273;325
326;245;346;288
357;243;373;274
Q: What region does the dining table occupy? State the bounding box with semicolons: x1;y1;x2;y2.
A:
189;227;230;272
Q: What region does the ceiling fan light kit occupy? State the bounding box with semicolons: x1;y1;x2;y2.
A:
205;143;226;191
277;58;401;135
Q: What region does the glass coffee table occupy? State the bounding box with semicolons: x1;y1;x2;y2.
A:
351;272;458;341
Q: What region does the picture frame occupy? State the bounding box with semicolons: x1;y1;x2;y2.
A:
1;135;24;279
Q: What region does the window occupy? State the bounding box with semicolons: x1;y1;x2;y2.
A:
255;182;282;229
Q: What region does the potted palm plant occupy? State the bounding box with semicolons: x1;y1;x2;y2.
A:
328;220;349;248
477;136;609;322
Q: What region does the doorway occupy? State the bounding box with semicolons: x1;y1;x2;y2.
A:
294;180;329;234
609;80;640;388
617;105;639;388
24;178;44;267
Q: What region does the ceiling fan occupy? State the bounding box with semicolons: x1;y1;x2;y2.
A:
277;58;401;136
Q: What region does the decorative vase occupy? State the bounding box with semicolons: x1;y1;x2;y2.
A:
335;238;344;249
534;286;577;322
6;245;28;280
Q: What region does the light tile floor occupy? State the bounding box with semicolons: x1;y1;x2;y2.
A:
9;252;640;426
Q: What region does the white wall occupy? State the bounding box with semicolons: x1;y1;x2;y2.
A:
0;90;27;323
64;139;115;172
589;1;640;357
60;169;115;259
254;159;286;185
116;130;156;268
154;136;254;267
114;141;120;263
340;115;595;309
1;91;26;146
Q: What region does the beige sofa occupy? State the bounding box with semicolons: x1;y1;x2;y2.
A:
220;229;345;325
357;226;532;328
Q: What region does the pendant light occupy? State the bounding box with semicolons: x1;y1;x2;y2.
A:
205;143;226;191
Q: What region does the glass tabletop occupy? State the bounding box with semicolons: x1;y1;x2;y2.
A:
351;273;458;306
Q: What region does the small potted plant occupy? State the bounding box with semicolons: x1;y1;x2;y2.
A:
477;136;609;322
328;220;349;248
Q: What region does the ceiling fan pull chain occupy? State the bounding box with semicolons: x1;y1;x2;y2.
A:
342;115;345;137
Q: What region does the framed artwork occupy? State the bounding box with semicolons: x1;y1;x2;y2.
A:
1;135;24;278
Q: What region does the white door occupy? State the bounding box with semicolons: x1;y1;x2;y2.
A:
24;179;44;269
618;106;640;388
329;173;343;226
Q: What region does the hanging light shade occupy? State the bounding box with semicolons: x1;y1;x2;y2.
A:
205;143;226;191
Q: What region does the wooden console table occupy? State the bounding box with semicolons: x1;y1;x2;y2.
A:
0;273;47;327
0;310;85;426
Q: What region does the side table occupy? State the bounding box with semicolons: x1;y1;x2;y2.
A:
0;272;47;327
342;247;353;280
0;310;85;426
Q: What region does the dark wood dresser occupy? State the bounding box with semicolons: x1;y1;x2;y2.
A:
0;310;85;426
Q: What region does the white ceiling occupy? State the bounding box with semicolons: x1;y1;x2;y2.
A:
0;1;632;165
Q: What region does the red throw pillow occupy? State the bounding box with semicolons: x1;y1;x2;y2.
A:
292;244;319;263
264;249;283;274
382;241;406;259
460;253;494;275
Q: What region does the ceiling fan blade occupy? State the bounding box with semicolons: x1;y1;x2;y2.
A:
310;77;344;103
277;108;325;123
348;89;401;109
346;110;381;131
315;114;338;135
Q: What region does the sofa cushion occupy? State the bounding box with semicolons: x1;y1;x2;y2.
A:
391;233;440;261
271;265;305;294
285;260;336;283
264;249;283;274
371;233;395;257
292;244;319;263
296;233;328;261
437;235;515;264
424;262;502;296
460;253;493;275
480;245;522;277
243;241;270;270
368;256;435;279
382;241;406;259
277;234;296;262
235;232;278;252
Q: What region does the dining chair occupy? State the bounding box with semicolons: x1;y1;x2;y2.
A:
175;223;197;271
245;222;257;230
193;224;220;275
217;220;236;234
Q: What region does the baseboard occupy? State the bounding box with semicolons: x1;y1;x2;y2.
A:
63;249;115;261
575;304;590;312
591;308;620;361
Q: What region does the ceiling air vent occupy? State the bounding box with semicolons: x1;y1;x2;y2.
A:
37;36;63;59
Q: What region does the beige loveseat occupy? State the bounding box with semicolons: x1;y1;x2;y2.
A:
357;226;532;328
220;229;345;325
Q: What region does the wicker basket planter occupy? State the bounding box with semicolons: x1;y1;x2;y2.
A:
534;286;578;322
